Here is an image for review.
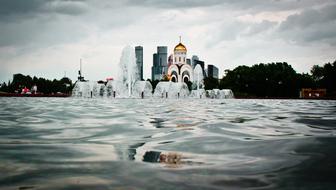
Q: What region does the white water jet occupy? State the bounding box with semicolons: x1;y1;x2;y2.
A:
133;81;153;98
153;81;189;98
119;46;139;97
102;48;153;99
206;89;234;99
72;46;153;99
193;64;204;98
72;81;96;98
190;89;206;98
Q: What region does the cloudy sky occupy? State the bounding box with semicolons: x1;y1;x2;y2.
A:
0;0;335;83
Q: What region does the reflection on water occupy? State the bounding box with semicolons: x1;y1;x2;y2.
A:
0;98;335;189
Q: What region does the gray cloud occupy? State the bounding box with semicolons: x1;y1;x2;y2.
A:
44;0;89;15
206;19;277;48
278;4;336;45
0;0;89;47
206;2;336;47
0;0;88;22
280;4;336;30
0;0;92;48
127;0;222;8
213;21;247;42
0;0;146;48
223;0;335;12
1;0;335;48
0;0;335;83
0;0;46;16
0;14;89;47
128;0;335;12
244;20;277;36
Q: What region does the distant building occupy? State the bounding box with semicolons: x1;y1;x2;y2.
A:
194;59;206;78
191;55;199;68
191;55;206;78
135;46;143;80
152;53;159;80
300;88;326;99
151;46;168;81
158;46;168;76
207;64;219;79
186;58;191;65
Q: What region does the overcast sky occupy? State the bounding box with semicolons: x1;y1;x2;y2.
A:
0;0;335;83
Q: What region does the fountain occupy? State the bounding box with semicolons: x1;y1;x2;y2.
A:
191;64;205;98
108;46;153;98
72;81;97;98
119;46;139;97
72;46;233;99
190;89;206;98
72;46;153;98
153;81;189;98
206;89;234;99
133;81;153;98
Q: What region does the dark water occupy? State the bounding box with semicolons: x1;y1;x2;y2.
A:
0;98;336;190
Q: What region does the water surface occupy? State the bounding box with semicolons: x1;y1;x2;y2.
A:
0;98;335;189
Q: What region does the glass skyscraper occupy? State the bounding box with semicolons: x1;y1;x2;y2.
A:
135;46;143;80
152;46;167;81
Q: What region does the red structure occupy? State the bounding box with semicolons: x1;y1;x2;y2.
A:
300;88;326;99
21;87;30;94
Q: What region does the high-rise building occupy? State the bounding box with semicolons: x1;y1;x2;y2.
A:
186;58;191;65
158;46;168;75
194;60;206;77
191;55;199;68
135;46;143;80
151;46;168;81
207;64;219;79
192;55;206;77
152;53;159;80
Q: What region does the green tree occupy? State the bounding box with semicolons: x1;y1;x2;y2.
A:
219;62;305;98
0;74;73;94
311;65;324;81
311;61;336;95
204;77;219;90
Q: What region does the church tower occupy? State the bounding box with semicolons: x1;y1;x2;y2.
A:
173;36;187;65
167;37;193;83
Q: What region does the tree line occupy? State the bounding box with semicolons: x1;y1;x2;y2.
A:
146;61;335;98
206;61;336;98
0;74;73;94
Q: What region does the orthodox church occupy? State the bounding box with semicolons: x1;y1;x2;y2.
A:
167;38;193;83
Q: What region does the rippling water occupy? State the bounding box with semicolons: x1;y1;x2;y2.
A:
0;97;336;190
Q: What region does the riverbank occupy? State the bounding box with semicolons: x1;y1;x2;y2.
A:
234;96;336;100
0;92;70;97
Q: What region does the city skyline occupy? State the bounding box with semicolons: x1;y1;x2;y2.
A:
0;0;335;83
152;46;168;81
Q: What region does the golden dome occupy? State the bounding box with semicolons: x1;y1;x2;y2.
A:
174;43;187;52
